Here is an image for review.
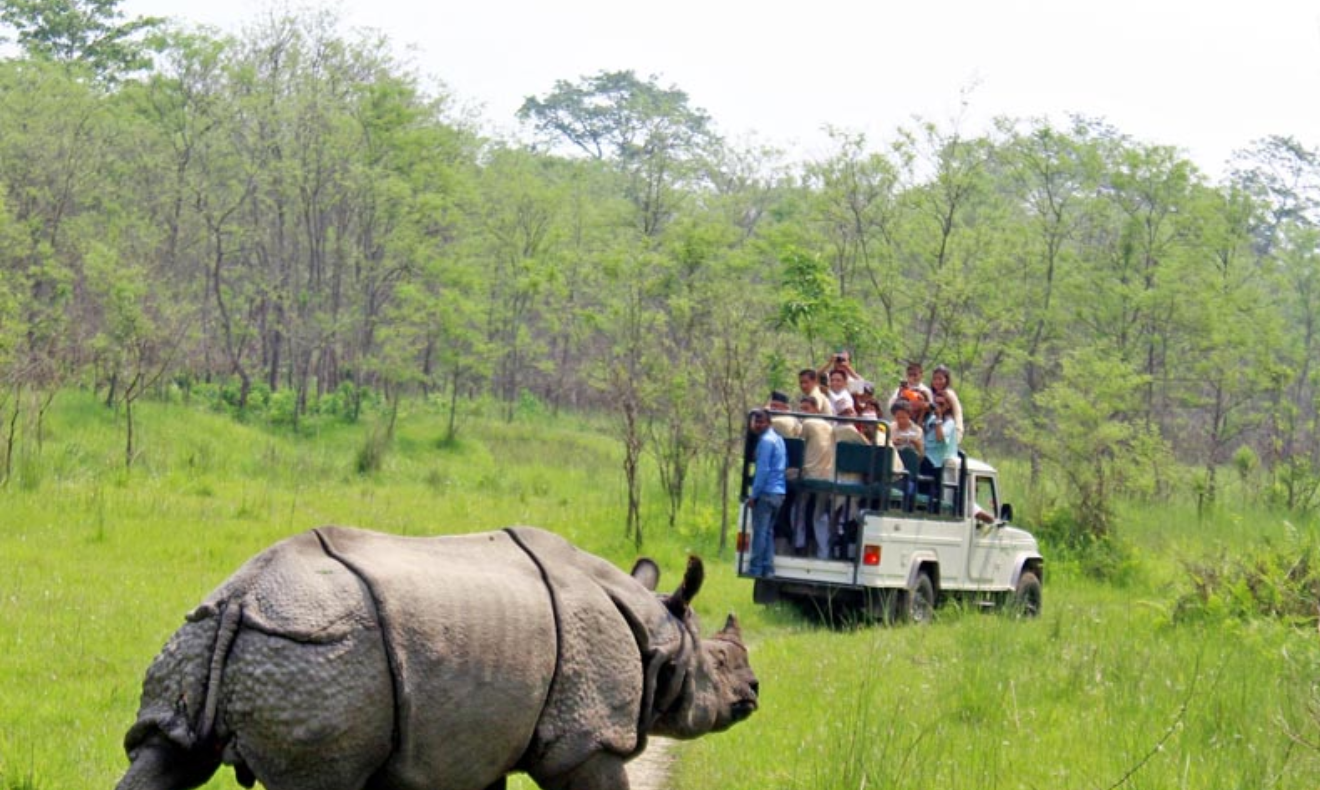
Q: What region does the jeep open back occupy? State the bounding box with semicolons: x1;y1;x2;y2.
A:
735;411;1043;623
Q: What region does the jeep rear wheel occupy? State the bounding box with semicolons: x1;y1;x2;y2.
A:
861;589;900;625
752;578;780;605
1009;571;1042;618
899;572;935;625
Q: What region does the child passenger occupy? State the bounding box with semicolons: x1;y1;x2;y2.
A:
889;400;923;454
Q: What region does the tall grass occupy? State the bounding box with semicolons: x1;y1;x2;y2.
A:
3;392;1320;788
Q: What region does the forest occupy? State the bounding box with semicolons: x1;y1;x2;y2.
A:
2;1;1320;551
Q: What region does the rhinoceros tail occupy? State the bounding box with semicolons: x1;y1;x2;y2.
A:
119;600;244;790
199;599;242;743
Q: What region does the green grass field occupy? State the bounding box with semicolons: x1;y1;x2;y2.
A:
3;393;1320;789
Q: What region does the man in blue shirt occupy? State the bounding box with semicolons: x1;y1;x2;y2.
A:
747;409;787;578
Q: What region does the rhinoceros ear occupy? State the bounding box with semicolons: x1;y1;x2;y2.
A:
666;556;704;617
720;613;743;641
631;558;661;591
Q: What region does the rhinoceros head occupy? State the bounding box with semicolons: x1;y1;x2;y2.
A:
632;556;759;739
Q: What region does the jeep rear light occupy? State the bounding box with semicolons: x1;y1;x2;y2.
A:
862;545;881;566
736;532;750;553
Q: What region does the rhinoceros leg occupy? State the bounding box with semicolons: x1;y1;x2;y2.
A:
114;736;220;790
533;753;630;790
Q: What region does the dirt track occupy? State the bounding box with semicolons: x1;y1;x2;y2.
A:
628;738;674;790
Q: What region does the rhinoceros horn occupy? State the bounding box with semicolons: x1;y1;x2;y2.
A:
665;556;704;618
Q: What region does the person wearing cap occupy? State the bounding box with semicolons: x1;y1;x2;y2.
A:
766;390;801;438
746;409;787;578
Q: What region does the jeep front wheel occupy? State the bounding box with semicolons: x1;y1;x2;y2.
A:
1010;571;1042;618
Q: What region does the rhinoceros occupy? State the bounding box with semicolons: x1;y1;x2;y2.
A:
115;526;757;790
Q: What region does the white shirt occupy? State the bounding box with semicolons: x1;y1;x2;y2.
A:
826;388;854;416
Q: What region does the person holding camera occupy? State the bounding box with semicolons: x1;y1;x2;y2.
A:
921;395;959;478
886;361;934;414
818;350;866;397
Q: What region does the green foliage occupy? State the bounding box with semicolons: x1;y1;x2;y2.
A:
1174;525;1320;625
775;248;835;349
0;0;161;78
1024;347;1171;539
518;69;715;164
354;423;391;475
1032;505;1138;583
190;377;380;428
678;587;1320;790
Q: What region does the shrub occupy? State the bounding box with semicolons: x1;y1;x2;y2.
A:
266;389;298;426
1174;525;1320;626
1032;504;1138;583
354;425;391;475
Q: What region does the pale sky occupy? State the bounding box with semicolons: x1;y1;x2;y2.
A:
123;1;1320;179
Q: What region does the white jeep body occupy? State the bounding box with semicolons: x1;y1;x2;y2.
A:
736;445;1044;620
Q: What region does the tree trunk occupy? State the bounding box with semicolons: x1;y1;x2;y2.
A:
623;400;644;549
124;395;135;471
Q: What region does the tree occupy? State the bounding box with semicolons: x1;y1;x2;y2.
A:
1229;135;1320;253
803;128;902;317
995;117;1104;475
1099;141;1196;420
1174;184;1278;509
592;247;670;548
0;59;107;472
85;241;189;469
889;118;996;367
1228;137;1320;511
1263;224;1320;512
0;0;160;79
0;190;24;484
1025;348;1168;542
519;70;718;237
472;146;568;418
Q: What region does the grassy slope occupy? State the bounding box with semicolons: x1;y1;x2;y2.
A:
1;393;1319;788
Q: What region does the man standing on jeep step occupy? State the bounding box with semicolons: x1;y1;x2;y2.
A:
747;408;787;578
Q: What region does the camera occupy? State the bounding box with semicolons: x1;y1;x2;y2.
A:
835;354;844;363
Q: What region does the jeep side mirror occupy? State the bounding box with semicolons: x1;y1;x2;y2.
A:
999;503;1013;523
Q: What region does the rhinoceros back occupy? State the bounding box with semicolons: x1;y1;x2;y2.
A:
299;527;558;789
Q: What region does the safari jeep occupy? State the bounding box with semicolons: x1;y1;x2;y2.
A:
735;413;1043;623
